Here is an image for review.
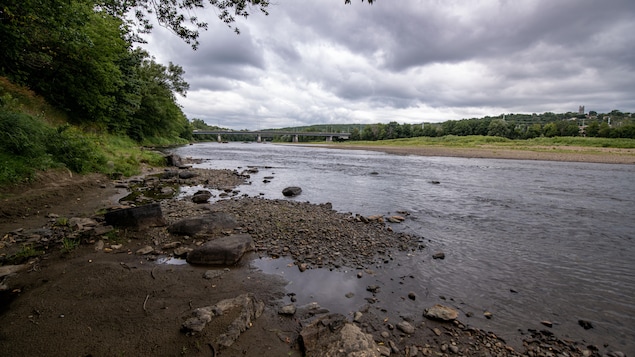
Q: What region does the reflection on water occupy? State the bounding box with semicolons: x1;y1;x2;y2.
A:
156;257;188;265
252;257;369;315
173;142;635;353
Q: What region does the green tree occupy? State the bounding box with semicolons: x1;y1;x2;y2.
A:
385;121;401;139
487;119;511;138
411;124;424;137
127;57;189;141
421;124;439;137
350;127;361;140
585;121;599;137
556;120;580;137
525;123;542;139
598;122;612;138
543;122;558;137
401;123;412;138
361;125;375;140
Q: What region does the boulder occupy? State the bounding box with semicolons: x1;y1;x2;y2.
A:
192;190;212;204
424;304;459;321
168;212;237;236
282;186;302;197
104;203;166;230
178;171;197;179
165;154;183;167
432;252;445;260
300;313;380;357
186;234;254;265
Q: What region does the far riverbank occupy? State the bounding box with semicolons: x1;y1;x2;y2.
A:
310;143;635;164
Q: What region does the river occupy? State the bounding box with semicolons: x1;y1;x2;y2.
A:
172;142;635;353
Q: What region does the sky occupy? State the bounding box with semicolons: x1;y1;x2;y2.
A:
141;0;635;130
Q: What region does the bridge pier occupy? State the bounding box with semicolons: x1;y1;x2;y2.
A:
217;134;222;143
257;134;262;143
326;136;333;142
293;135;299;143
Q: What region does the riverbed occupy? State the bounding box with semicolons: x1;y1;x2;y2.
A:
172;142;635;353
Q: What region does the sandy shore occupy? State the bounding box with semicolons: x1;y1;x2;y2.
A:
315;144;635;165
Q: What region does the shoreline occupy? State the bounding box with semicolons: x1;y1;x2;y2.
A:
309;143;635;164
0;165;629;356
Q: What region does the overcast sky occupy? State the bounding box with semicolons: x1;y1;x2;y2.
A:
141;0;635;130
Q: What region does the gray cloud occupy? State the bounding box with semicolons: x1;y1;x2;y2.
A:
142;0;635;129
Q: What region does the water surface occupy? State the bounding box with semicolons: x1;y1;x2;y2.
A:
173;142;635;352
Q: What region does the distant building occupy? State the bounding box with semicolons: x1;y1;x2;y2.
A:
578;105;585;115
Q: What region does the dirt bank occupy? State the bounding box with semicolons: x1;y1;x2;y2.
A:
0;166;624;356
316;144;635;164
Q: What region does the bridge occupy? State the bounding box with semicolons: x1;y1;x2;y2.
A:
192;130;351;143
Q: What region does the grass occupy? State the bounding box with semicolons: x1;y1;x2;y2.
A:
0;77;174;186
61;237;81;253
11;243;43;262
335;135;635;150
0;108;167;186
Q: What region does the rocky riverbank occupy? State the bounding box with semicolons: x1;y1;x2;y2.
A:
0;162;628;356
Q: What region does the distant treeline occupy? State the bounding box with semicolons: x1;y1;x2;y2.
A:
191;111;635;142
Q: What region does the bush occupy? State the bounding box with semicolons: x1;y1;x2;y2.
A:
45;125;107;173
0;108;50;158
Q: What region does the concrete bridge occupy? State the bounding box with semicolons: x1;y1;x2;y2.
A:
192;130;350;143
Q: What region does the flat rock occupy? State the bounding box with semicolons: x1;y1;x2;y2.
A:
181;293;264;348
167;212;237;236
68;217;98;231
186;234;254;266
173;247;192;257
136;246;154;255
0;264;28;278
104;203;166;230
279;304;296;315
424;304;459;321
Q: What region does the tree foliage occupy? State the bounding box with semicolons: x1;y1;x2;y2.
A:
0;0;195;142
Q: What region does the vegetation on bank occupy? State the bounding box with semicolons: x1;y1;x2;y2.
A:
1;0;203;186
0;79;169;186
335;135;635;150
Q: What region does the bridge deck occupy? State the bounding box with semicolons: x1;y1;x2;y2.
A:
193;130;350;137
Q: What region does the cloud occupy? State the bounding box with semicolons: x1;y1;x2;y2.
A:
141;0;635;129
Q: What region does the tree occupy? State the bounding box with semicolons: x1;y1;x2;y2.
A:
598;122;612;138
525;124;542;139
585;121;599;137
543;123;558;137
421;124;439;137
487;119;511;138
127;57;190;141
361;125;375;141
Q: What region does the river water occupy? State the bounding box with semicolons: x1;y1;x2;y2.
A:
172;142;635;353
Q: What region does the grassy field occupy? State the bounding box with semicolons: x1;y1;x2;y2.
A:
341;135;635;149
